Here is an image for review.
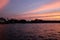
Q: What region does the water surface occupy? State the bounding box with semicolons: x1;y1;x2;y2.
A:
0;23;60;40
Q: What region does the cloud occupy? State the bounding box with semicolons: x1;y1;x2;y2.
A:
12;11;60;20
0;0;10;10
24;1;60;14
30;11;60;20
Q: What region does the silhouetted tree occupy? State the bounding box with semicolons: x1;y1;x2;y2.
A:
18;19;26;23
30;19;43;23
7;19;18;23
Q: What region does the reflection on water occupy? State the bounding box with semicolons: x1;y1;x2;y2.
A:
0;23;60;40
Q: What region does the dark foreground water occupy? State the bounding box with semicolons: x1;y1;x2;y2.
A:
0;23;60;40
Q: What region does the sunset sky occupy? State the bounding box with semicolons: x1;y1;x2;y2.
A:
0;0;60;20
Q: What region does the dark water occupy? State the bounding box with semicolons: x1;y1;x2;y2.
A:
0;23;60;40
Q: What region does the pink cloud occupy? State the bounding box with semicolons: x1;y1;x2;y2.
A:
24;1;60;14
0;0;10;10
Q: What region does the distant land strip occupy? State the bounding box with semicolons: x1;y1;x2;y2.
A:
0;17;60;24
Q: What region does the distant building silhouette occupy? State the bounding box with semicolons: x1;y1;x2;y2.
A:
0;17;6;23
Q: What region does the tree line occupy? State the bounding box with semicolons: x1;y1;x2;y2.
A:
0;17;60;24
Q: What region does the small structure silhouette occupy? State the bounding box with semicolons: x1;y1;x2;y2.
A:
0;17;6;23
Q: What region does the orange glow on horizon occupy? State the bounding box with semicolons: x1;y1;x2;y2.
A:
11;11;60;20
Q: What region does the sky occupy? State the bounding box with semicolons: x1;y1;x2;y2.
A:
0;0;60;20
